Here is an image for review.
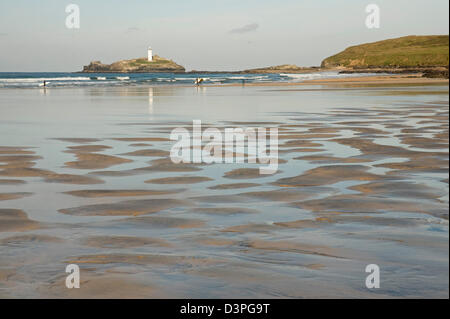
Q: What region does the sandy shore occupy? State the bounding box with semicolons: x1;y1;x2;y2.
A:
303;74;448;84
198;74;449;88
0;81;448;298
303;74;449;85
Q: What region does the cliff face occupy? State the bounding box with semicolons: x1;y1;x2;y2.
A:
82;55;185;73
321;35;449;69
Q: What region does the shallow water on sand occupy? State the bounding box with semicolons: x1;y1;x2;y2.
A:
0;84;448;298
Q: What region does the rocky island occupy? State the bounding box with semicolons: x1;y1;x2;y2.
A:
82;55;185;73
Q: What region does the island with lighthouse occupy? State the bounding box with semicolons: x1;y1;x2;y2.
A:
82;47;186;73
81;36;449;78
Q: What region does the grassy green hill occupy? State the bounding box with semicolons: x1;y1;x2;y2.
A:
321;35;449;68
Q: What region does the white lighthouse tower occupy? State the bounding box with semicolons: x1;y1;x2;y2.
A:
147;47;153;62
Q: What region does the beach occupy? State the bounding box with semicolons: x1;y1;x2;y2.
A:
208;74;449;87
0;75;448;298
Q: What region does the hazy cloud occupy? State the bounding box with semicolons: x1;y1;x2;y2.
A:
125;27;140;33
229;23;259;34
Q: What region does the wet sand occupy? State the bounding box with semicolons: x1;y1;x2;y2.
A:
0;81;448;298
0;209;40;232
195;74;449;88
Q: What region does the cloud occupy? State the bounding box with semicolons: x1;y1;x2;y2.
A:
125;27;140;34
229;23;259;34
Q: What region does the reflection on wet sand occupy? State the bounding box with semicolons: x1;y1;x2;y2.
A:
0;192;32;201
0;209;40;232
81;236;172;248
274;165;388;187
65;153;132;170
63;189;183;198
145;176;213;184
208;182;260;190
0;179;26;185
59;198;189;216
0;84;448;298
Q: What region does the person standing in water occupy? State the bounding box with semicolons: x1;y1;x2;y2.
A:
195;78;204;86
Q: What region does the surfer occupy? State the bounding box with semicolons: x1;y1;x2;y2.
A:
43;81;46;87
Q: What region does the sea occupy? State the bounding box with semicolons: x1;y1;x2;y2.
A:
0;71;384;88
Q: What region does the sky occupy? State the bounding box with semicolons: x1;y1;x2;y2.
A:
0;0;448;72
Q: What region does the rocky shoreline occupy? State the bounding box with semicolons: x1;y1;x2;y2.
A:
237;64;321;74
338;67;449;79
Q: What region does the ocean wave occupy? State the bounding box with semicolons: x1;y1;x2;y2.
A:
0;71;385;88
0;77;91;83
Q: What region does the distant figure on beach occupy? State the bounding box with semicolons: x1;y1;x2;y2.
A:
194;78;204;86
43;81;46;87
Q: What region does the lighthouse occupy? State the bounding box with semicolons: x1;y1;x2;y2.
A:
148;47;153;62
